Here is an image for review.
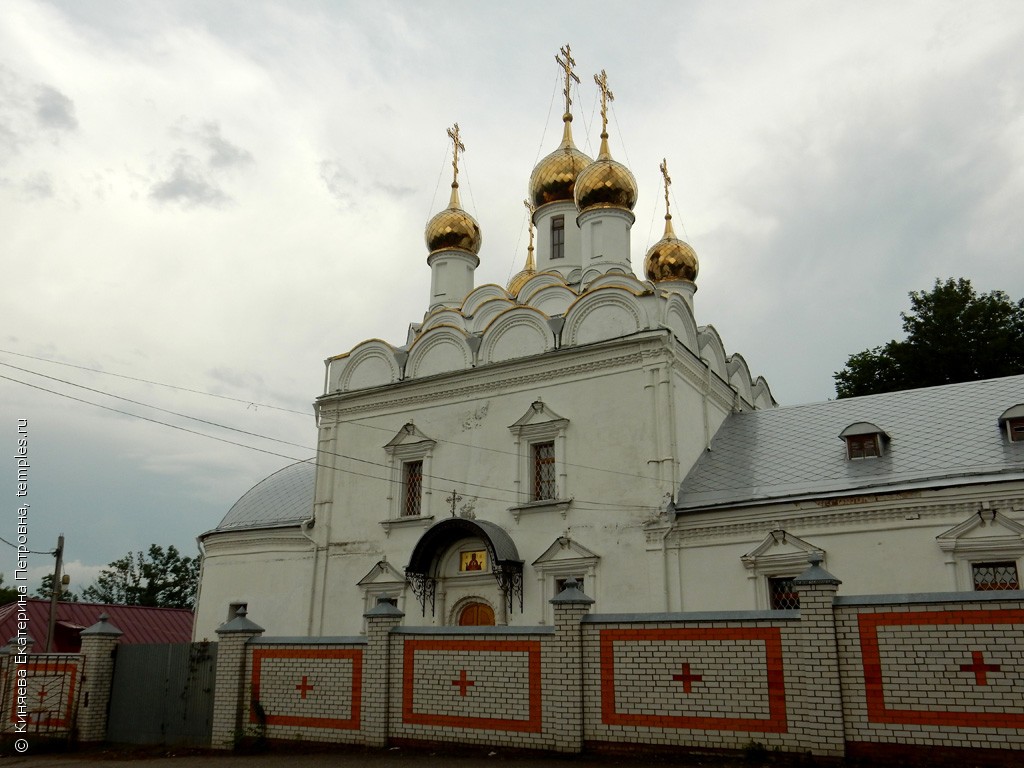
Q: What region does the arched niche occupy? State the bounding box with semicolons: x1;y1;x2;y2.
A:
468;297;516;334
562;287;649;348
421;308;468;332
751;376;775;409
462;283;511;316
331;339;401;393
697;325;728;379
726;353;754;404
662;292;699;352
479;307;554;365
406;325;474;379
520;282;577;317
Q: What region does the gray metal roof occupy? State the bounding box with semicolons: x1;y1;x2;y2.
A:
213;459;315;532
675;375;1024;511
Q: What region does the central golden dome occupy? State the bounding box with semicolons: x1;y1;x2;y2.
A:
528;116;593;208
425;183;482;255
574;142;638;212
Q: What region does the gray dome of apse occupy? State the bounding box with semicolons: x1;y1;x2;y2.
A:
215;459;315;532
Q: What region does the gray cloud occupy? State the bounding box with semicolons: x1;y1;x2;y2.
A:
197;121;253;169
319;159;356;208
319;159;416;209
149;150;229;207
22;172;54;200
35;85;78;131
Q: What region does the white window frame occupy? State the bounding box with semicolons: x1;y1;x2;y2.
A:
508;401;570;520
382;423;436;533
937;507;1024;591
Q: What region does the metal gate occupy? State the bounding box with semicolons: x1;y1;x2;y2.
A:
106;642;217;746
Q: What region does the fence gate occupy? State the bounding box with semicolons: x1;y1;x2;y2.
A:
106;642;217;746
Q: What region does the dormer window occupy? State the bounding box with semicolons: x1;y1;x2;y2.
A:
839;422;889;460
998;404;1024;442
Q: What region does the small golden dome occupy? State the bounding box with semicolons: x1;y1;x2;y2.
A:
507;266;535;297
425;183;482;255
528;117;593;208
644;216;698;283
574;140;638;212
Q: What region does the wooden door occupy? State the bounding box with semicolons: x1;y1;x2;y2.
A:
458;602;495;626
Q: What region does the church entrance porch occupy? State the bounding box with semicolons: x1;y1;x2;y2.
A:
404;518;524;625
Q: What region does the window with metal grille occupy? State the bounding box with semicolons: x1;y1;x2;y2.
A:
532;441;556;500
551;215;565;260
972;561;1020;591
403;460;423;516
846;434;879;459
768;576;800;610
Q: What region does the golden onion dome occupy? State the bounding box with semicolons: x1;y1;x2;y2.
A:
507;265;536;297
528;115;593;208
574;135;638;212
644;215;698;283
425;182;482;255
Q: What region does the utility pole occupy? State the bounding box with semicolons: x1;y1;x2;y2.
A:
45;533;64;653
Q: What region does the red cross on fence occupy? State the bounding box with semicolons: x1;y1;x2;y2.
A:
672;663;703;693
295;675;315;699
451;669;475;697
960;650;1000;686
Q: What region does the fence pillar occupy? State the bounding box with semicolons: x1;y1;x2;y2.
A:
211;608;264;750
549;578;594;754
363;598;404;747
78;614;123;742
792;558;845;758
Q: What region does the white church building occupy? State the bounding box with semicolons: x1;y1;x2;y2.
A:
193;50;1024;641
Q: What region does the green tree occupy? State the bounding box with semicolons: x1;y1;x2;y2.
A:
834;278;1024;398
81;544;199;609
0;574;20;606
35;573;79;602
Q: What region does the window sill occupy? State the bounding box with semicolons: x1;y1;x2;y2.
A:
380;515;435;536
508;498;572;522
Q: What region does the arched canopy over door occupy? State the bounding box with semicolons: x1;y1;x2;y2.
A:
405;518;524;617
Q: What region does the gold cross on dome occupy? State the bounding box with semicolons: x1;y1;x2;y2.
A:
660;157;672;218
447;123;465;186
594;69;614;134
555;44;580;117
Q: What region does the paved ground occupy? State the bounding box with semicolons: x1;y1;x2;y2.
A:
0;744;767;768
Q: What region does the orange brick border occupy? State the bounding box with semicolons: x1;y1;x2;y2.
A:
599;627;787;733
401;639;542;733
9;661;77;729
859;608;1024;728
250;647;362;730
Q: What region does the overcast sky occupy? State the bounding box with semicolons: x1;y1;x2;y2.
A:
2;1;1023;594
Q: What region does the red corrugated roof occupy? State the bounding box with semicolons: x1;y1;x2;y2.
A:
0;599;193;651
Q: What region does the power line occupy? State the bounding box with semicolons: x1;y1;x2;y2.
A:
0;534;54;556
0;348;311;416
2;371;661;512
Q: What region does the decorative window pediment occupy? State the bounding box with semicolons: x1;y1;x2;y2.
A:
936;507;1024;557
382;423;437;529
532;536;600;624
742;529;827;610
839;421;889;459
358;560;408;620
508;401;571;517
937;507;1024;592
